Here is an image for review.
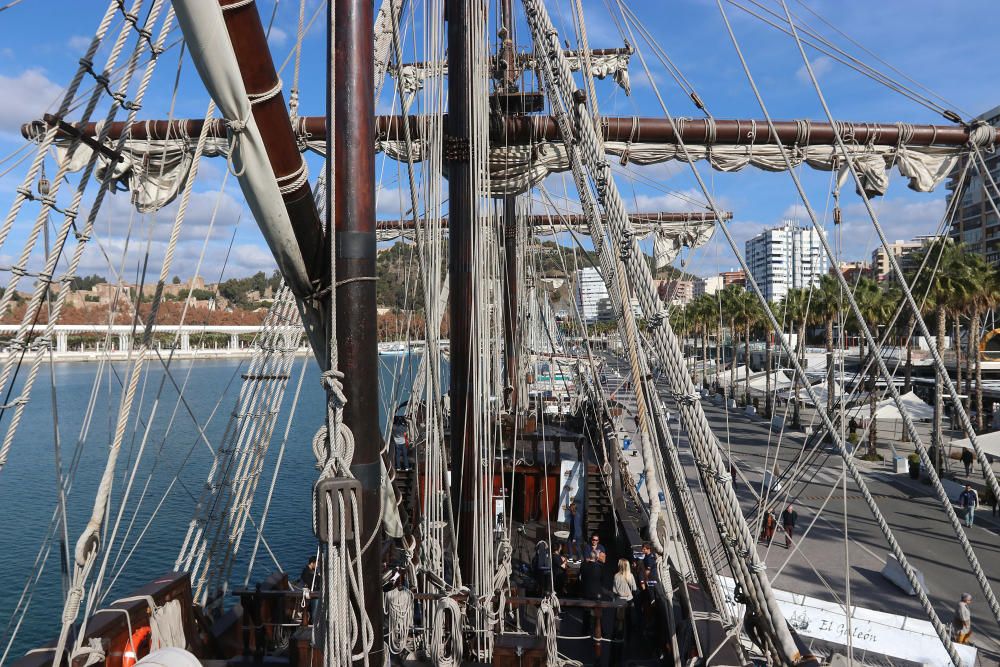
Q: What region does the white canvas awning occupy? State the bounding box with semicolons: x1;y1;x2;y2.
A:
780;381;844;406
851;390;934;421
747;369;795;394
718;365;752;387
950;430;1000;461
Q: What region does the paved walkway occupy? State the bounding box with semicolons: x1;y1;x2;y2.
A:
603;352;1000;664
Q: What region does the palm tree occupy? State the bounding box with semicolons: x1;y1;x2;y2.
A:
907;239;972;471
733;290;762;404
813;274;844;416
853;277;893;459
719;284;744;398
782;287;810;426
959;255;999;431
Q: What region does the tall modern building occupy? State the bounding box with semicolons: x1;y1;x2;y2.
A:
947;104;1000;265
574;267;611;322
745;221;828;302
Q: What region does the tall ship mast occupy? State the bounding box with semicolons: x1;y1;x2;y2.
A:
0;1;998;666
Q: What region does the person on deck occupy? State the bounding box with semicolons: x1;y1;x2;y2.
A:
959;485;979;527
781;504;798;549
961;448;975;476
391;416;410;472
299;555;322;625
580;551;605;649
552;542;568;595
612;557;637;648
566;501;580;561
951;593;973;644
582;532;607;563
532;540;552;594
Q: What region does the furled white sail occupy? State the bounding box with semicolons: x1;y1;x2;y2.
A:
171;0;313;300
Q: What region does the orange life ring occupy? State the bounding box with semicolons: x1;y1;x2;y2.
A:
122;625;151;667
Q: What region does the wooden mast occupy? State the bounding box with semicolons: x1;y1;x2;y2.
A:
329;0;383;660
499;0;521;438
446;0;477;592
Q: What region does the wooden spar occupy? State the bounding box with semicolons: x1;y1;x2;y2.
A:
330;0;383;660
27;115;1000;148
374;211;731;230
446;0;477;593
387;46;633;70
216;1;326;294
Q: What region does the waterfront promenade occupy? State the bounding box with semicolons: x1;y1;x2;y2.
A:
602;352;1000;664
0;324;428;361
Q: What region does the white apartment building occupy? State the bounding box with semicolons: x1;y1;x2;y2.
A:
694;275;723;297
870;237;937;281
745;221;828;302
575;267;612;322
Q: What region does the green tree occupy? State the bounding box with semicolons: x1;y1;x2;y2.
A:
907;240;972;471
814;274;843;416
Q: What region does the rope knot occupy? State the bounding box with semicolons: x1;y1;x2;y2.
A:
321;369;347;407
969;121;995;148
669;389;699;406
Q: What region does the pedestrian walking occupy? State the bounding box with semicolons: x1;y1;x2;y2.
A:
959;485;979;527
781;504;798;549
983;486;997;518
848;417;858;435
951;593;973;644
760;510;777;544
961;448;974;476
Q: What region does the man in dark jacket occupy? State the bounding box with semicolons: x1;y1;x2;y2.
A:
300;555;322;624
781;504;798;549
580;553;605;644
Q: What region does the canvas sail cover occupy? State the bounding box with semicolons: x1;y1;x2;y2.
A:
48;135;961;215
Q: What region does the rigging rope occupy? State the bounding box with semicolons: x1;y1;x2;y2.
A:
523;1;795;660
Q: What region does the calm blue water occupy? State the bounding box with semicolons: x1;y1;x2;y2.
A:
0;353;428;658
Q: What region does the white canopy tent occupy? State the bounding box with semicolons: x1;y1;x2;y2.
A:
850;391;934;421
779;381;845;406
747;370;796;395
717;365;751;387
949;430;1000;461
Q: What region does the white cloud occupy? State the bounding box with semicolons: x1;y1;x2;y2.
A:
781;203;808;221
838;196;946;262
795;55;833;85
227;243;278;276
267;26;288;47
67;35;91;53
0;69;63;134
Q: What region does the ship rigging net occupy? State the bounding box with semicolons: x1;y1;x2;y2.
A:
0;0;998;666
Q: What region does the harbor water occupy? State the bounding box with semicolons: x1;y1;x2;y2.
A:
0;353;430;658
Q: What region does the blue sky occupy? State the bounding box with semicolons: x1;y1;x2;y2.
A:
0;0;995;283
